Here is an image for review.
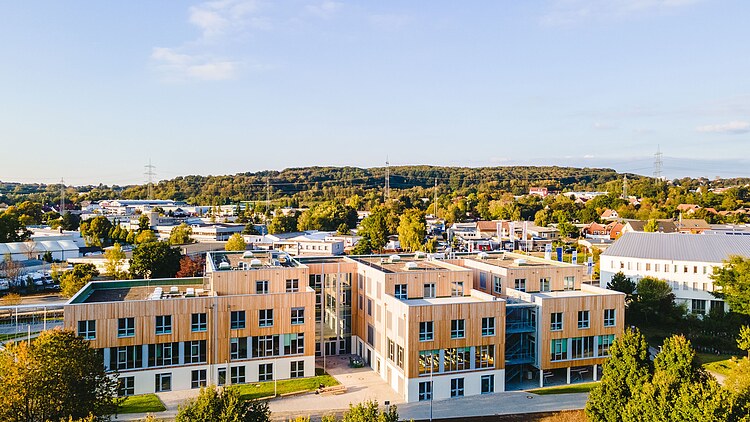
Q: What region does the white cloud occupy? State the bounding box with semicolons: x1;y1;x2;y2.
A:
583;154;595;159
151;47;237;81
188;0;261;37
696;121;750;134
541;0;702;25
369;14;411;31
306;1;342;19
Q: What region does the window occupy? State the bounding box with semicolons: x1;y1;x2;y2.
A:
451;281;464;297
284;333;304;355
358;294;363;310
514;278;526;292
655;263;660;272
231;366;246;384
118;376;135;397
256;280;269;294
550;312;563;331
419;321;434;341
148;342;179;367
423;282;436;298
692;299;707;316
444;347;470;371
110;346;143;370
418;350;439;375
259;309;273;327
450;378;465;397
476;345;495;368
291;307;305;325
598;334;614;357
572;336;595;359
395;284;407;300
155;315;172;335
230;311;245;329
603;309;616;327
479;272;487;289
578;310;590;329
252;335;280;358
118;317;134;338
564;276;575;291
646;263;651;271
291;361;305;378
481;374;494;394
218;368;226;386
397;345;404;369
155;373;171;392
450;319;465;339
367;299;372;316
418;381;432;401
191;370;207;389
540;277;550;292
230;337;248;360
493;276;502;294
286;279;299;292
551;339;567;361
481;317;495;336
259;363;273;382
665;264;670;273
367;324;374;346
684;265;688;273
184;340;207;363
191;313;207;332
78;320;96;340
388;339;395;361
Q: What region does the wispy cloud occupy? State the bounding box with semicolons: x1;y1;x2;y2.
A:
188;0;263;38
151;47;237;81
696;121;750;134
306;1;342;19
541;0;702;26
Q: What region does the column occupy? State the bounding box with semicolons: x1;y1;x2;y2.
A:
539;369;544;388
566;367;571;384
593;364;598;381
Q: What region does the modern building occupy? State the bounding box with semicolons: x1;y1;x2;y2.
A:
600;232;750;314
64;250;624;402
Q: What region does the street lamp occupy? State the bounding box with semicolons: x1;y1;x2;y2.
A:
429;352;434;422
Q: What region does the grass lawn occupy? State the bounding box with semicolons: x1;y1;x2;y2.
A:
528;382;599;395
118;394;166;414
699;353;740;377
0;332;30;342
234;369;339;401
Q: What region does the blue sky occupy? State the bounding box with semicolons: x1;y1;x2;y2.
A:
1;0;749;185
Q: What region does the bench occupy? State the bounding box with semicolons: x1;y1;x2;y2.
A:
280;390;309;398
317;385;347;395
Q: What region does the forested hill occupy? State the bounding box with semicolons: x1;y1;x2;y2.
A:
1;166;635;206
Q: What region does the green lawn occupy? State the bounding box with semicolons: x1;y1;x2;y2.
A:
233;370;339;401
528;382;599;395
0;332;30;342
118;394;166;414
699;353;740;377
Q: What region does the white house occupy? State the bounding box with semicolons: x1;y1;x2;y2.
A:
600;232;750;315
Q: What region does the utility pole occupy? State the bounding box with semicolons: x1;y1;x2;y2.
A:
433;178;438;216
144;159;156;200
654;145;663;181
266;178;271;220
384;158;390;201
622;174;628;199
59;178;65;217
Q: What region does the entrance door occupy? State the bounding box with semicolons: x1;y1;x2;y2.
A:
325;341;337;356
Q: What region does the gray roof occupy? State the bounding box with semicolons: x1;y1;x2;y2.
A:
602;232;750;263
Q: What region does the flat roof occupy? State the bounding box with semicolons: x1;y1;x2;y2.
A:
464;252;579;269
68;278;207;304
353;255;467;274
208;250;301;271
403;295;486;306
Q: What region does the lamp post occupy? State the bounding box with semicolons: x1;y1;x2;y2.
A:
429;352;434;422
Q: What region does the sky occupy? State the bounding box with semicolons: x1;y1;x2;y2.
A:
1;0;749;185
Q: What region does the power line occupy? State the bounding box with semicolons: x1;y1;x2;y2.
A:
384;158;390;201
654;145;663;180
144;159;156;200
60;178;65;216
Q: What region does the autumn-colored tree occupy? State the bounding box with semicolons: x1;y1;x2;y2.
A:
103;243;128;279
169;223;193;245
225;233;247;251
176;256;205;278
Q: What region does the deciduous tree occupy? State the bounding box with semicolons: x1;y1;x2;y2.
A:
225;233;247;251
710;255;750;316
169;223;193;245
607;272;636;303
103;243;128;279
176;256;205;278
175;385;270;422
397;208;426;252
130;241;181;279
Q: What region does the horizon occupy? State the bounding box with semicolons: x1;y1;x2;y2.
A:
1;1;749;185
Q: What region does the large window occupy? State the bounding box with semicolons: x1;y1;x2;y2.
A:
155;315;172;335
191;369;207;389
78;320;96;340
481;374;494;394
191;313;207;332
476;345;495;369
418;381;432;401
564;276;575;291
291;361;305;378
367;324;374;346
155;373;171;392
572;336;595;359
397;345;404;369
231;337;248;360
692;299;707;316
450;378;465;397
514;278;526;292
148;342;179;367
493;276;502;294
286;279;299;293
111;346;143;370
259;309;274;327
118;376;135;397
450;319;465;339
550;312;563;331
394;284;407;300
252;335;280;358
578;310;590;329
423;283;436;298
481;317;495;336
479;272;487;290
184;340;207;363
551;339;567;361
259;363;273;382
451;281;464;297
230;311;245;330
418;350;439;375
419;321;434;341
598;335;615;357
603;309;616;327
291;307;305;325
388;339;395;361
217;368;226;386
444;347;470;372
231;366;246;384
256;280;269;294
540;277;551;292
118;317;135;338
284;333;304;355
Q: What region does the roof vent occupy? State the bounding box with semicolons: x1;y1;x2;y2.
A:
388;254;401;263
404;262;418;270
250;258;263;267
218;262;231;270
414;251;426;259
477;252;489;260
242;251;254;258
513;258;527;266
